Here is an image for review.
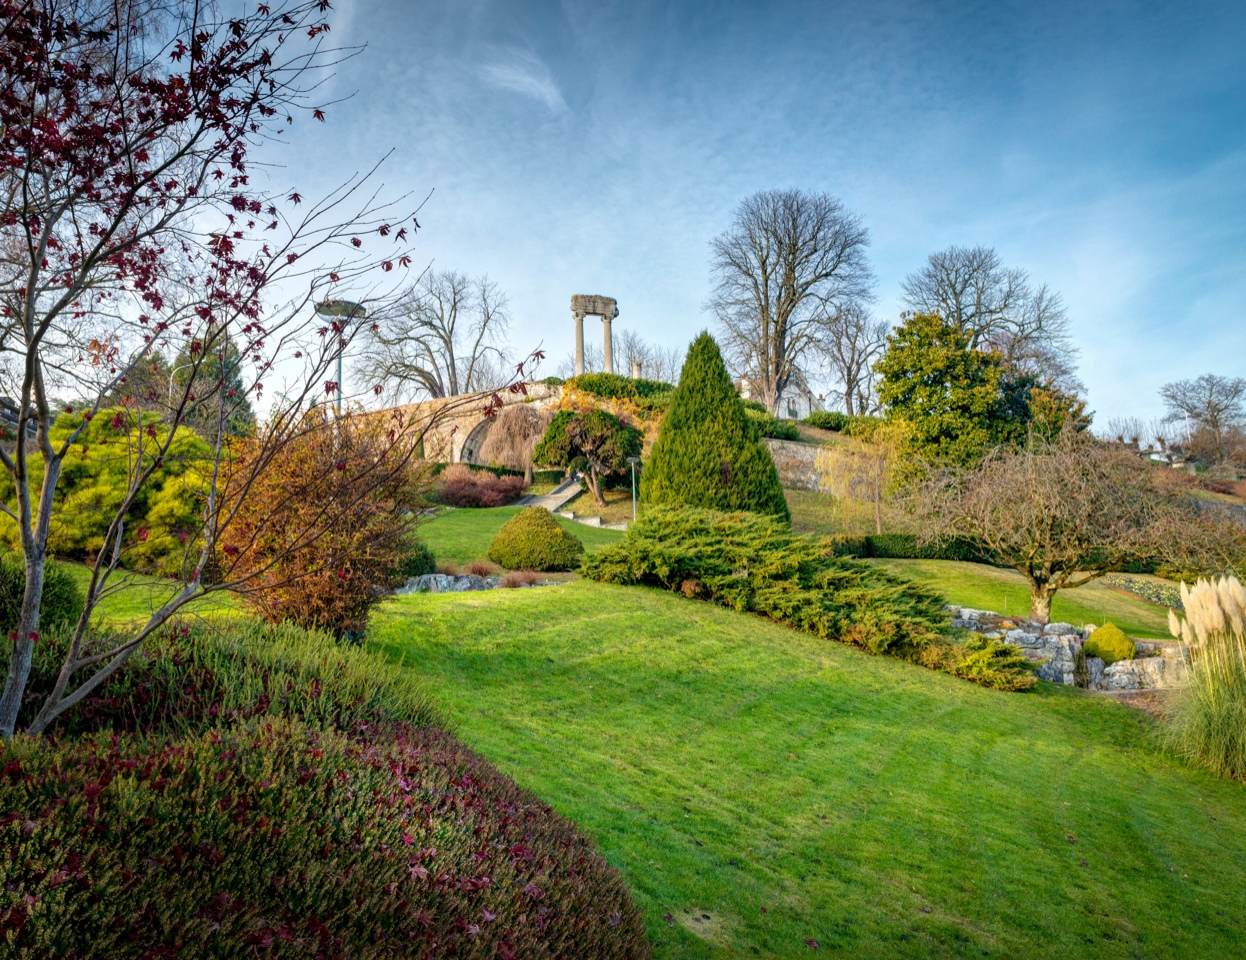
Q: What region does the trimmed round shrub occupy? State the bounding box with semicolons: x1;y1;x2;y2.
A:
488;507;584;571
397;538;437;578
0;553;84;636
1085;622;1135;665
640;333;790;523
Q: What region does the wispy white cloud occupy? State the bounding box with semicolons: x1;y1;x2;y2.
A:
480;48;568;114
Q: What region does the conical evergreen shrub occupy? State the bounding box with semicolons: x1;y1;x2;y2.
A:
640;332;790;523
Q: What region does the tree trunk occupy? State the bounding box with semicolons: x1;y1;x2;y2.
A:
0;552;46;739
524;460;533;487
1028;582;1056;624
874;489;882;535
588;467;605;506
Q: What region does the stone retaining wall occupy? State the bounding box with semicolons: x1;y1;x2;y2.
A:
762;438;822;491
947;606;1188;691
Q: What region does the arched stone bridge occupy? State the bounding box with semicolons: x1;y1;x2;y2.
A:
392;382;564;464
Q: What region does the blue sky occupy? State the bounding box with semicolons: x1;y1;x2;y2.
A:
265;0;1246;424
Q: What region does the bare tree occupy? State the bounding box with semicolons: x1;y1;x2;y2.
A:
816;422;907;533
356;270;511;401
709;189;874;416
616;327;650;377
554;340;604;380
648;344;686;386
1160;374;1246;464
820;304;889;415
0;1;537;739
917;430;1243;623
901;246;1080;391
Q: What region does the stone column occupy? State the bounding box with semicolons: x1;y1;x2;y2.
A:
602;315;613;374
574;312;585;377
631;359;641;379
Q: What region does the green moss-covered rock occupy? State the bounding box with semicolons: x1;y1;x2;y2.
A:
488;508;584;572
1085;622;1135;665
640;333;789;523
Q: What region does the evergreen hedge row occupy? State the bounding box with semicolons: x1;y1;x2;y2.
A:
582;506;1035;691
822;533;993;563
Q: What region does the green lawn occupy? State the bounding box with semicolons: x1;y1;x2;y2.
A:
870;559;1172;639
416;506;625;567
62;564;241;624
373;581;1246;959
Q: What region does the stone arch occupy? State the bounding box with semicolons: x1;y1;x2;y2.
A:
457;417;495;464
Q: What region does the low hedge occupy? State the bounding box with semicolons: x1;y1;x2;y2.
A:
12;620;444;737
745;408;801;441
488;507;585;571
582;506;1035;691
804;411;850;432
802;412;883;439
822;533;992;563
567;373;674;400
430;461;524;479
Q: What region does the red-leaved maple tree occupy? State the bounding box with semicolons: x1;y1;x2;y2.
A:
0;1;538;738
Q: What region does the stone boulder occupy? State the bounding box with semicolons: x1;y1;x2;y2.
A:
395;573;501;595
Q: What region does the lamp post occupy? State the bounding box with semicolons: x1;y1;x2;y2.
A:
627;456;641;524
314;299;367;416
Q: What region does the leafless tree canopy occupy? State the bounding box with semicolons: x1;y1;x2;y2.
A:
917;430;1243;622
554;327;684;385
1160;373;1246;464
820;304;888;415
555;341;604;380
900;245;1081;392
356;270;512;401
709;189;874;415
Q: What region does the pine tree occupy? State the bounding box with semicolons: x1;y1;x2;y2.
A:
640;332;789;522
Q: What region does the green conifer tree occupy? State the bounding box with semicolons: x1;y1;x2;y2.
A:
640;332;789;523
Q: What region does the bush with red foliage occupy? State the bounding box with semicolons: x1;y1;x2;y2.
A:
0;719;650;959
217;408;431;639
439;468;527;508
0;622;651;958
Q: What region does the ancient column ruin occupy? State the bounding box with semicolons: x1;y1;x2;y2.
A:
571;295;619;376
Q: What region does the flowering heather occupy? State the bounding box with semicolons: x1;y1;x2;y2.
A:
0;719;650;958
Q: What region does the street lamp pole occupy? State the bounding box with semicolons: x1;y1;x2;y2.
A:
627;456;641;524
314;299;367;416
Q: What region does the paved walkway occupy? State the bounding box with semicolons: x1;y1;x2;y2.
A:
515;476;583;513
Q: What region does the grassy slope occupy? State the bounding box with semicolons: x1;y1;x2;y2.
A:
416;506;624;567
373;581;1246;959
62;563;241;623
871;559;1172;639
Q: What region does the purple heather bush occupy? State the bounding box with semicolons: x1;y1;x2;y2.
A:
0;624;651;958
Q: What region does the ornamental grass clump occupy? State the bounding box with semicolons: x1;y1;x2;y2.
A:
583;505;1035;691
1163;575;1246;781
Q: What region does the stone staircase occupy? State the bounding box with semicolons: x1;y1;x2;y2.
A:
515;476;582;513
